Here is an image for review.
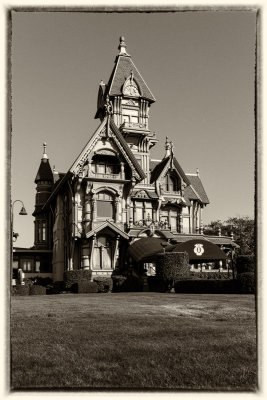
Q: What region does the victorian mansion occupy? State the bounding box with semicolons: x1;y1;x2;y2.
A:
13;37;236;282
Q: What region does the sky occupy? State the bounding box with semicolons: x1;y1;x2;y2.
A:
10;9;257;247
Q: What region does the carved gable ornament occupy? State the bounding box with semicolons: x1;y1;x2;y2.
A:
122;71;140;97
134;190;149;198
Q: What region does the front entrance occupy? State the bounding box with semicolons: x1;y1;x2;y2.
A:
93;235;113;270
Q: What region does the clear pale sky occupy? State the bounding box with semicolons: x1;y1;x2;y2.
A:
11;10;256;247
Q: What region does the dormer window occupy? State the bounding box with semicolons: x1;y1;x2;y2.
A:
91;154;120;175
164;172;180;192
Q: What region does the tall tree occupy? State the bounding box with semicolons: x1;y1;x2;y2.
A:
204;216;255;256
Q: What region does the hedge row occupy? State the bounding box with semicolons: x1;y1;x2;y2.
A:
93;277;113;293
189;272;231;280
174;279;238;294
112;275;142;292
174;273;255;294
64;270;92;290
12;285;46;296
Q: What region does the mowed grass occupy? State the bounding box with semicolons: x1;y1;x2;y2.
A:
11;293;257;390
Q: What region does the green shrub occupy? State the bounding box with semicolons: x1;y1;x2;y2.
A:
174;279;238;294
46;281;66;295
147;276;164;292
237;272;255;294
156;252;190;291
236;255;255;274
93;277;113;293
64;270;92;290
34;277;53;287
73;281;98;294
23;278;35;286
12;285;30;296
189;272;231;280
112;275;142;292
29;285;46;295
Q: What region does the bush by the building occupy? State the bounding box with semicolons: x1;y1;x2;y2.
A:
29;285;46;295
236;255;255;274
156;252;190;291
112;274;142;292
174;279;238;294
12;285;30;296
93;277;113;293
189;271;231;280
237;272;255;294
46;281;66;295
64;270;92;291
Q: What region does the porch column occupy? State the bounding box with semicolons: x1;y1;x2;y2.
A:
113;235;120;270
90;234;96;270
82;241;90;270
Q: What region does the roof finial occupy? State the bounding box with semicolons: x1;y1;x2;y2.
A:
42;142;48;160
118;36;128;55
196;168;199;176
165;137;172;158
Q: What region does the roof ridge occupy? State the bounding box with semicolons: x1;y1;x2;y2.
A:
188;184;202;202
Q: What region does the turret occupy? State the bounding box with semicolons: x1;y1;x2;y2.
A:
33;143;53;248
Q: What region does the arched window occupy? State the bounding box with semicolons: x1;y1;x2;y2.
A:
96;191;115;220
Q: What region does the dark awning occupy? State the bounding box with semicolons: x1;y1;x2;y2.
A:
128;238;168;262
166;239;227;262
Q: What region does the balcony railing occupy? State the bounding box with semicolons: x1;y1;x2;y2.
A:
121;121;147;130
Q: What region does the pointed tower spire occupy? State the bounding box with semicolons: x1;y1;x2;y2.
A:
118;36;129;55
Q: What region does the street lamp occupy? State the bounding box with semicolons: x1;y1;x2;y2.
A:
11;200;27;286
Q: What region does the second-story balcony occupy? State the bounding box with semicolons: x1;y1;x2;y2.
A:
121;121;149;131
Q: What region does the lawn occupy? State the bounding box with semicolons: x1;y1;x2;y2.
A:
10;292;257;391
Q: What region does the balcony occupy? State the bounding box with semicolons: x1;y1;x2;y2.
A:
121;121;148;131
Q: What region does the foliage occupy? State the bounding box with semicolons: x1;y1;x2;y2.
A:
112;275;142;292
236;255;255;274
64;270;92;290
189;272;231;280
23;278;35;287
174;279;238;294
156;252;190;291
204;216;255;256
46;281;66;295
29;285;46;296
12;285;30;296
93;277;113;293
237;272;255;294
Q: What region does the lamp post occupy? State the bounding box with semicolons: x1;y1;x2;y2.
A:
11;200;27;286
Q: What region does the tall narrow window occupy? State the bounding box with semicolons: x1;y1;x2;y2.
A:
37;220;47;242
96;192;114;220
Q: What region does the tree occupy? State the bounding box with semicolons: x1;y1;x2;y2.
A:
204;216;255;256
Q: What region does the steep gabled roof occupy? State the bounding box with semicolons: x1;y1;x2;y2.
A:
86;220;129;239
107;54;156;102
150;157;170;183
186;174;210;204
150;155;190;186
